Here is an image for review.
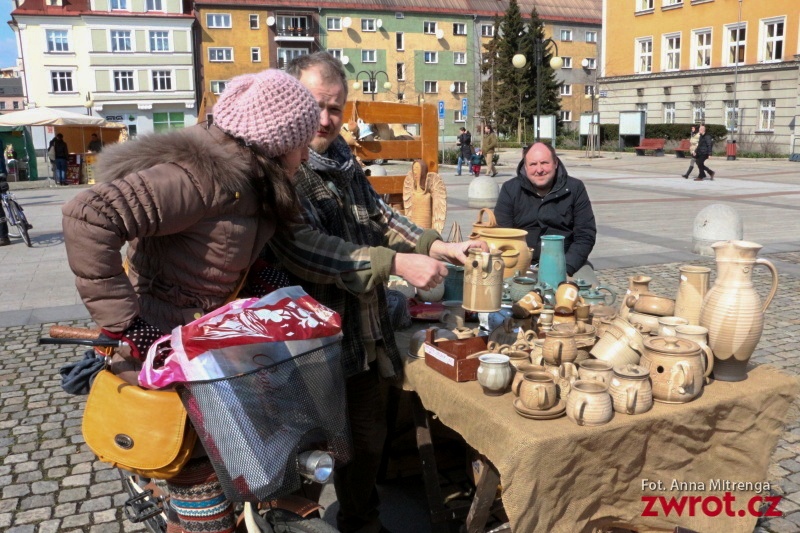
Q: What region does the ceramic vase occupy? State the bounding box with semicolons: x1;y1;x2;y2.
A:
673;265;711;325
477;354;512;396
699;241;778;381
619;275;652;320
538;235;567;293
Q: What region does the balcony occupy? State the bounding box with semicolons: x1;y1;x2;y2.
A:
274;16;316;42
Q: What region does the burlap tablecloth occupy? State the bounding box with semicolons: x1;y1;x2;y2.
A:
404;358;798;533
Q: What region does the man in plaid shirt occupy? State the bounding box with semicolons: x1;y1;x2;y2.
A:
270;52;486;533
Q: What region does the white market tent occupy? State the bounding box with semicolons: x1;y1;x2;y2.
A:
0;107;106;184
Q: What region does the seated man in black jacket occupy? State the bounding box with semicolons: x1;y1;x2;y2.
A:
494;142;598;284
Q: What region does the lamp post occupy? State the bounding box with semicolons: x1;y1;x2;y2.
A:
584;86;601;158
352;70;392;101
512;38;563;143
729;0;743;161
84;92;93;116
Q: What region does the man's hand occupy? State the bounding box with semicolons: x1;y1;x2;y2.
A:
392;253;449;291
429;239;489;266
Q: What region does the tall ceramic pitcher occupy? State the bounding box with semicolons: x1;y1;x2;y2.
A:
673;265;711;325
538;235;566;291
462;249;504;313
699;241;778;381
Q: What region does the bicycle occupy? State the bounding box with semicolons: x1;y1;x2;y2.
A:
0;178;32;247
41;325;343;533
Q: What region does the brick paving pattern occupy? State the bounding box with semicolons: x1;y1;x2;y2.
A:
1;258;798;531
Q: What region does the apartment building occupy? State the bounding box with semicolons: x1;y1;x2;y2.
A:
11;0;196;140
0;78;25;114
600;0;800;154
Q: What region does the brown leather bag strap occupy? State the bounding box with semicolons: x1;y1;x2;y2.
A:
224;267;250;304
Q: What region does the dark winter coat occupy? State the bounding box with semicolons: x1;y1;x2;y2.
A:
53;138;69;159
457;131;472;160
695;133;714;157
494;159;596;275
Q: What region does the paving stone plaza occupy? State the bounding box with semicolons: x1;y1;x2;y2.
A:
1;150;799;532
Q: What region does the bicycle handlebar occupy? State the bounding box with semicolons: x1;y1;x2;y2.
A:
39;325;123;348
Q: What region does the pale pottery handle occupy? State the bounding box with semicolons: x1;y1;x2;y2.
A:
755;258;778;313
626;386;638;415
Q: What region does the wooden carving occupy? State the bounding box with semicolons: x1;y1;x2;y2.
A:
403;159;447;233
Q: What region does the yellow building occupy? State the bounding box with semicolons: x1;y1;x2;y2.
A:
600;0;800;154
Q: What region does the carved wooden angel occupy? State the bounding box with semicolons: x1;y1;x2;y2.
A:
403;159;447;233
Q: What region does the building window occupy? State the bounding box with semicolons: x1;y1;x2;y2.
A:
149;30;170;52
636;38;652;73
663;34;681;71
724;100;739;132
560;110;572;122
249;15;259;29
636;103;648;120
110;30;132;52
693;29;712;68
761;18;785;62
327;17;341;31
452;81;467;93
423;21;437;35
663;102;676;124
559;84;572;96
153;112;184;133
146;0;162;11
424;51;438;64
454;110;466;122
151;70;172;91
453;23;466;36
360;80;377;94
636;0;654;11
277;16;309;36
50;71;73;93
584;86;594;96
0;102;4;110
396;32;404;50
396;92;405;100
585;31;597;43
584;57;597;69
362;50;376;63
758;99;775;131
110;0;127;10
208;47;233;62
328;49;343;60
13;101;19;110
361;18;376;32
206;13;232;29
395;12;404;19
560;29;572;41
113;70;135;92
277;48;307;69
424;80;438;93
46;29;70;53
454;52;466;65
251;47;261;62
562;57;572;68
725;24;746;65
396;62;405;80
210;80;227;94
692;101;705;123
662;0;682;5
481;24;494;37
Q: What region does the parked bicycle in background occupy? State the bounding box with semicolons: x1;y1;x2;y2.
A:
0;161;33;247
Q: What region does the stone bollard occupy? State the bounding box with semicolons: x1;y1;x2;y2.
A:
692;204;744;256
468;176;499;208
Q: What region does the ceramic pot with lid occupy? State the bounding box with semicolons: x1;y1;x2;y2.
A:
639;336;713;404
609;364;653;415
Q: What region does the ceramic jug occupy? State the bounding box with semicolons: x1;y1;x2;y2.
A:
609;364;653;415
538;235;567;292
477;227;532;279
476;354;512;396
673;265;711;326
639;337;712;403
620;275;652;320
566;380;614;426
469;207;497;240
699;241;778;382
463;249;504;313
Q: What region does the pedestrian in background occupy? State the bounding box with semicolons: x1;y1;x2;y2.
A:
693;124;716;181
87;133;103;153
481;124;498;177
455;126;471;176
52;134;69;185
681;125;700;179
470;148;483;177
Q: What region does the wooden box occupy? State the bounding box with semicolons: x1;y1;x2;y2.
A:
423;329;488;382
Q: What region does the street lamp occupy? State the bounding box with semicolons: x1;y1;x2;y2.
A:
84;92;93;116
584;86;601;158
352;70;392;101
729;0;743;160
512;37;563;142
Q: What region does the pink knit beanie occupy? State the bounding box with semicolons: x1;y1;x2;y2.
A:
213;69;320;158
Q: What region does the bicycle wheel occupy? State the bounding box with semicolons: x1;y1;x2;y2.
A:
8;200;31;247
4;199;20;239
272;518;339;533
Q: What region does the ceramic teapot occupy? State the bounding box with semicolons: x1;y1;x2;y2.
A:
581;287;617;307
463;249;504;313
639;336;712;404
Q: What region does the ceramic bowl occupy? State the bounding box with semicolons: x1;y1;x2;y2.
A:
627;311;661;334
632;294;675;317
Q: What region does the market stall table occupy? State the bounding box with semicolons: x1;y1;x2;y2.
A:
402;354;797;533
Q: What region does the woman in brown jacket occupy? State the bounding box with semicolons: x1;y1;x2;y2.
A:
62;69;320;533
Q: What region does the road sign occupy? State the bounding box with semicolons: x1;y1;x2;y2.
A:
439;118;445;130
461;98;468;118
438;100;445;119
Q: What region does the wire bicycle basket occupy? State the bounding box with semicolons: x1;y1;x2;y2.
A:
178;339;352;502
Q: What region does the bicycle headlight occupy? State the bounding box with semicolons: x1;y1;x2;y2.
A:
297;450;334;483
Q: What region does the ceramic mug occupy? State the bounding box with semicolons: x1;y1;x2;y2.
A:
657;316;689;338
555;281;580;314
575;303;591;322
519;371;558;410
578;359;614;384
512;363;546;396
512;290;544;316
476;354;512;396
674;325;715;366
539;309;555;327
440;301;466;329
